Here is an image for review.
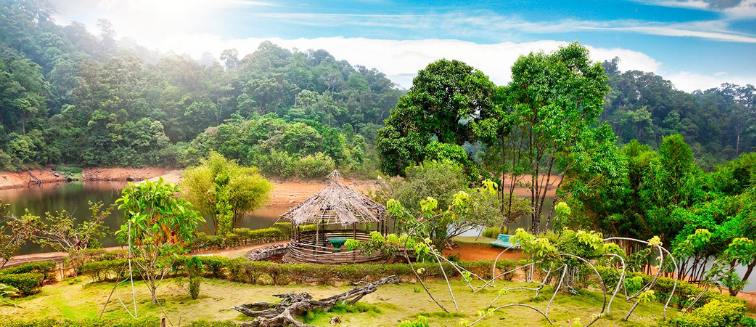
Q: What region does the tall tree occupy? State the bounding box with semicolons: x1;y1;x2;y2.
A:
377;59;495;176
506;42;610;234
181;152;273;234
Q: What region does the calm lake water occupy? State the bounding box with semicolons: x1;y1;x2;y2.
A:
0;182;287;254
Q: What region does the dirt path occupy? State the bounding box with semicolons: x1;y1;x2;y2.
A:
442;243;526;262
192;241;289;259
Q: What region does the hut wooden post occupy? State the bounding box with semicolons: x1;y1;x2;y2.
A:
352;223;356;240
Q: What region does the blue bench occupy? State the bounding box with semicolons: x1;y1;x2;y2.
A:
491;234;518;249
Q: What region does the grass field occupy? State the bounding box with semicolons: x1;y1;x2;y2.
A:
0;276;675;326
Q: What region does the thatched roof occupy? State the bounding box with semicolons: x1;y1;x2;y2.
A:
279;173;386;226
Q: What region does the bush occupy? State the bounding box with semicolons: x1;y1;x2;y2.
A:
294;152;335;179
740;317;756;327
664;300;746;327
482;226;502;239
0;273;44;295
77;256;524;287
398;315;430;327
259;150;296;178
188;227;286;250
189;278;201;300
0;261;56;277
56;166;82;174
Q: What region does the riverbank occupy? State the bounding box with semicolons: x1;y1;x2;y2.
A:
0;167;171;190
141;169;377;206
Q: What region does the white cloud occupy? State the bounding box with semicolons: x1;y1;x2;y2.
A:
247;12;756;44
49;0;275;48
631;0;756;18
666;71;756;92
46;0;756;93
147;35;661;88
160;34;756;92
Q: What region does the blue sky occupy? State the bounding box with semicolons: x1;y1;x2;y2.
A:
51;0;756;91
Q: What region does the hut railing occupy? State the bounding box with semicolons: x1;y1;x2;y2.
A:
288;230;385;264
287;244;385;264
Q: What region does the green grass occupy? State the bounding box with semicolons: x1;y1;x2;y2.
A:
0;276;677;326
56;166;83;179
482;226;503;239
453;235;497;245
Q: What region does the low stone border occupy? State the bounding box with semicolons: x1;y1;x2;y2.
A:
245;244;289;261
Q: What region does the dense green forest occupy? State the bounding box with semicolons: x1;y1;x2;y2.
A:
0;0;400;174
375;43;756;294
601;58;756;169
0;0;754;176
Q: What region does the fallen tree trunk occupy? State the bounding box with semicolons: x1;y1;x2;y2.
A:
233;275;399;327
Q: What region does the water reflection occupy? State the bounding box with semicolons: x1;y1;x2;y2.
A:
0;182;293;254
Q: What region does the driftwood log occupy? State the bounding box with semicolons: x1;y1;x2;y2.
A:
233;275;399;327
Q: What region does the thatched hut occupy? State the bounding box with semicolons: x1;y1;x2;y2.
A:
279;171;387;264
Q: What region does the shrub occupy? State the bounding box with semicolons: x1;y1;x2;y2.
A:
664;299;746;327
0;261;56;277
188;228;286;251
80;260;129;282
398;315;430;327
259;150;296;178
740;317;756;327
482;226;502;239
0;273;44;296
56;166;83;174
189;278;201;300
294;152;335;179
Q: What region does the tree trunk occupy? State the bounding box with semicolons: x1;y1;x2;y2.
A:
732;261;756;296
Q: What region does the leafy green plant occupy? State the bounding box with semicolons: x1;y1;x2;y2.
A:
0;282;19;306
116;178;204;304
481;226;502;239
181;152;273;234
398;315;430;327
12;201;115;253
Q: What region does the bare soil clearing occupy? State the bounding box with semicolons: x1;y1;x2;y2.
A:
442;242;526;262
0;167;170;190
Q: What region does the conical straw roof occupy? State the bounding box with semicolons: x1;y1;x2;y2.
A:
279;171;386;226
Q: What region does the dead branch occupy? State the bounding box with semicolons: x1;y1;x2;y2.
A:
233;275;399;327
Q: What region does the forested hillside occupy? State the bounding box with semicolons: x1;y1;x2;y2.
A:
0;0;754;175
601;58;755;169
0;0;401;174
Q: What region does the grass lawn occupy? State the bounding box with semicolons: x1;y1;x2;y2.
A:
0;276;675;326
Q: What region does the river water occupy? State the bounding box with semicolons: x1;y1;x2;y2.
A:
0;181;286;254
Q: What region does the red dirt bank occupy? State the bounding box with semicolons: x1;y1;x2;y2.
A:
0;167;170;190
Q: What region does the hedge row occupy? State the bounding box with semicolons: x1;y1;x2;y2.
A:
187;227;287;251
0;261;56;296
1;318;236;327
0;260;56;277
0;273;45;295
80;256;521;285
67;249;128;266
